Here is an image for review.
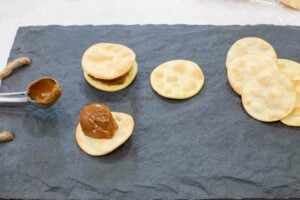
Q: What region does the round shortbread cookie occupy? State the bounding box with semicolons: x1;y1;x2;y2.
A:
84;61;138;92
277;59;300;81
226;37;277;68
150;60;205;99
227;55;278;95
241;71;296;122
82;43;136;80
281;81;300;127
76;112;134;156
281;0;300;10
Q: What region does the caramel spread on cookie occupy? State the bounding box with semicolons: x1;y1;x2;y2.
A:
88;72;127;85
79;104;118;139
28;77;62;107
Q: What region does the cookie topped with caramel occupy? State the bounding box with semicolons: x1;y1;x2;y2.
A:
76;103;134;156
80;104;118;139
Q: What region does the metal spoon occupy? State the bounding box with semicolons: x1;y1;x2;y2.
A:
0;77;62;108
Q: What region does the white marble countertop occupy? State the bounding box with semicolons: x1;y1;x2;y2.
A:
1;0;299;68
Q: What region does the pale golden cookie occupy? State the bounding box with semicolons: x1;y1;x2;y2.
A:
281;0;300;10
241;71;296;122
82;43;136;80
150;60;205;99
76;112;134;156
277;59;300;80
281;81;300;126
226;37;277;68
84;61;138;92
227;55;278;95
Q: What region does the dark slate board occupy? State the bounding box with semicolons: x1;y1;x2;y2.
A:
0;25;300;199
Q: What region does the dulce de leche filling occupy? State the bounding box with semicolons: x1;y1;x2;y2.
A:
88;71;128;85
79;104;118;139
28;77;62;107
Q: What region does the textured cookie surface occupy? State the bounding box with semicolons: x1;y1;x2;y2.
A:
84;62;138;92
277;59;300;81
150;60;205;99
281;81;300;126
227;55;278;95
242;71;296;122
226;37;277;68
76;112;134;156
281;0;300;9
82;43;136;80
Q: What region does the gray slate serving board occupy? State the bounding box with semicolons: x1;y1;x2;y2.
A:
0;25;300;199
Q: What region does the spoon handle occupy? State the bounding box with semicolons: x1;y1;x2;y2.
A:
0;91;29;106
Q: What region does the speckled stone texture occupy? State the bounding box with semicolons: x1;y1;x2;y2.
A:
0;25;300;199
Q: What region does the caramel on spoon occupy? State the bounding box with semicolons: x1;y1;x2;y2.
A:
0;77;62;108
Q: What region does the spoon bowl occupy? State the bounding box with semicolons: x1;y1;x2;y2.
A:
0;77;62;108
